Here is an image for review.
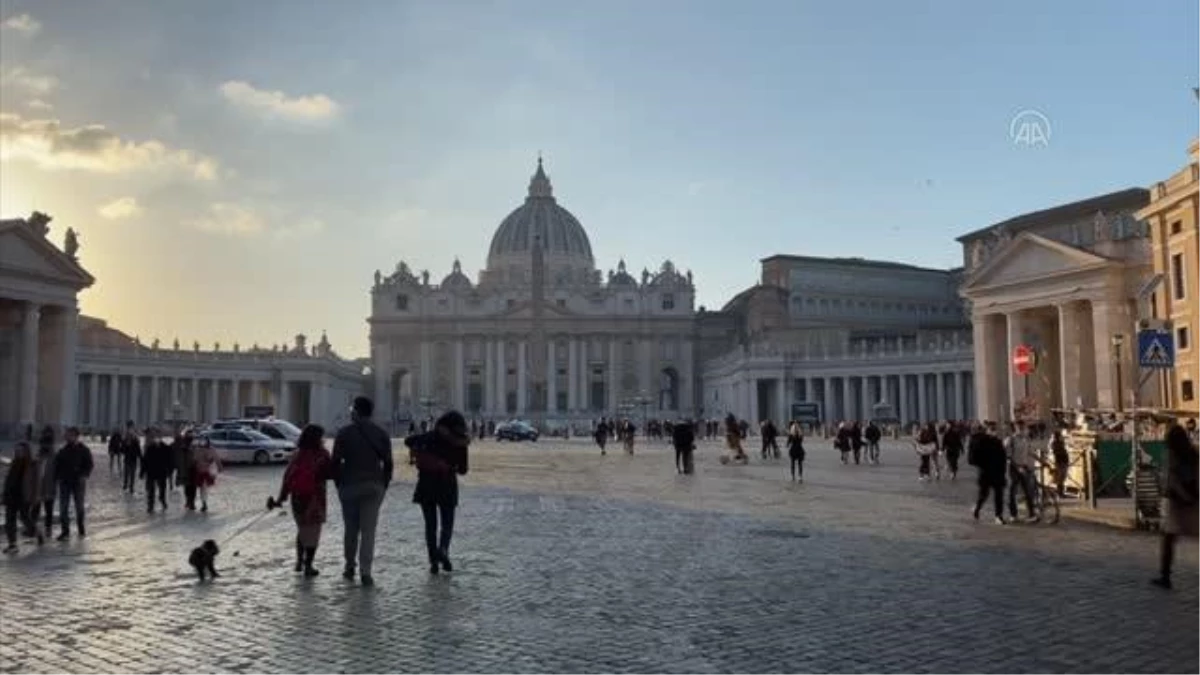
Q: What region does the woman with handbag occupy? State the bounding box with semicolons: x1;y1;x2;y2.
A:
193;436;221;513
405;411;470;575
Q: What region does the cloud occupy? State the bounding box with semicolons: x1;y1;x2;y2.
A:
219;80;341;123
2;13;40;35
275;217;325;239
189;203;267;236
0;112;219;180
26;99;53;111
1;66;58;94
97;197;143;220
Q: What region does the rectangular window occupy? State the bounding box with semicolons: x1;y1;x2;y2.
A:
1172;253;1186;300
661;294;675;310
1171;220;1183;235
1178;326;1191;351
1150;291;1159;319
1183;380;1195;402
624;298;634;310
556;299;567;308
395;294;409;311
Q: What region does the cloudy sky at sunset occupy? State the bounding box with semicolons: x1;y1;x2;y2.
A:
1;0;1196;357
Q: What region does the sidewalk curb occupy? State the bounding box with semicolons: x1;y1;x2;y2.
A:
1061;507;1139;532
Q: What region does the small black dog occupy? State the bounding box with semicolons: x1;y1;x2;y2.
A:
188;540;221;581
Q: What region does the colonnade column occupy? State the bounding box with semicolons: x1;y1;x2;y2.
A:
1058;302;1082;409
516;341;528;415
567;339;578;412
680;340;694;416
841;377;853;423
109;373;120;427
17;302;40;430
149;376;160;424
207;380;218;422
972;313;996;423
953;371;964;419
496;339;506;415
859;376;871;422
607;339;618;413
231;379;241;418
935;372;946;421
88;374;100;429
897;375;908;424
822;378;835;425
130;375;141;426
1005;311;1026;419
454;340;465;410
189;378;199;422
59;306;78;429
547;341;557;414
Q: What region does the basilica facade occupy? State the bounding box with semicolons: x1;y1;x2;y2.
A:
368;160;699;430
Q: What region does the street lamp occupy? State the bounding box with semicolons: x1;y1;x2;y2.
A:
1111;333;1125;412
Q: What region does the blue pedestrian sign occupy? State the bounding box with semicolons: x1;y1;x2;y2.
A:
1138;329;1174;369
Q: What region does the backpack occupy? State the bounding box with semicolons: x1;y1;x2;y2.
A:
918;428;935;445
286;456;320;499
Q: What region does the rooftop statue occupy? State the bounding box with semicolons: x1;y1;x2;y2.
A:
64;227;79;260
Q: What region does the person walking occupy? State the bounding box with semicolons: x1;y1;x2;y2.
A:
787;422;806;482
192;436;220;513
332;396;393;587
121;424;141;494
107;428;123;474
864;421;882;464
594;418;608;456
3;442;37;553
672;419;696;475
969;422;1007;524
406;411;470;575
725;413;747;464
272;424;333;577
1050;429;1070;497
915;422;939;480
1005;422;1038;522
174;431;198;509
942;423;964;480
141;428;173;513
1151;424;1198;590
54;427;94;540
760;420;780;460
835;423;851;464
32;428;56;536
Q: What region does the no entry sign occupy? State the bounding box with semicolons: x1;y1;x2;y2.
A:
1012;344;1036;375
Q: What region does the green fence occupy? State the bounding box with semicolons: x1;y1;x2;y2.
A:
1095;439;1166;497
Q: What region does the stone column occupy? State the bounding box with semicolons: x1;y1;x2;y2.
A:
1058;301;1082;409
567;339;578;412
1005;311;1026;419
483;340;494;415
822;377;835;424
419;341;432;401
897;375;908;424
373;341;390;421
680;340;695;416
972;313;995;423
748;376;760;422
547;340;557;413
454;340;465;410
207;379;218;422
841;377;854;422
1091;297;1130;410
806;377;816;403
130;374;141;426
149;376;160;424
496;339;506;415
638;338;652;403
58;306;79;429
953;371;964;419
110;373;121;427
88;374;99;428
860;376;871;422
18;302;40;430
231;379;241;418
309;378;327;427
607;339;618;413
516;341;528;414
189;378;199;422
935;372;947;421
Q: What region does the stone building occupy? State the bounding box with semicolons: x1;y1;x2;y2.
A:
958;188;1158;421
701;256;975;425
0;213;365;439
368;159;699;430
1136;138;1199;414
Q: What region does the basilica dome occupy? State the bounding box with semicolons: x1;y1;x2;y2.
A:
486;158;594;271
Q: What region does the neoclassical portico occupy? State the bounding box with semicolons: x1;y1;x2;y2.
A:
960;198;1158;421
0;215;93;437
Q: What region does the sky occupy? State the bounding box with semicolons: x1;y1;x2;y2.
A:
0;0;1196;359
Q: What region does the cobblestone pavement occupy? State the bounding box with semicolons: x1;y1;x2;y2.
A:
0;438;1196;673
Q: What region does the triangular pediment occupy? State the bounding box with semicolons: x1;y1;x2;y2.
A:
0;220;95;289
962;233;1112;293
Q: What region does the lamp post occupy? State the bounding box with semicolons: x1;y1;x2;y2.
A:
1111;333;1125;413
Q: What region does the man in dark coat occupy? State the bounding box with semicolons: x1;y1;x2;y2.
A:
969;422;1008;524
141;428;173;513
120;423;141;494
54;427;94;540
673;419;696;474
332;396;393;587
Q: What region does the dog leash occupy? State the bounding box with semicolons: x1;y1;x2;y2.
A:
219;499;280;551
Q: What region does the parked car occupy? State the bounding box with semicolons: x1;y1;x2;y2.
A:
210;418;302;442
496;420;539;442
198;428;294;465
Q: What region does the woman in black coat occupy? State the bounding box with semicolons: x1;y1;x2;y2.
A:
405;411;470;575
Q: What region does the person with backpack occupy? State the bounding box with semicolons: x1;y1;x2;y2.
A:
140;427;173;513
332;396;393;587
1151;424;1198;590
672;418;696;474
406;411;470;575
272;425;333;577
864;421;882;464
915;422;939;480
787;422;806;482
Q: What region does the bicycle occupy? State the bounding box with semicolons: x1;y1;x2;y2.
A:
1030;456;1061;524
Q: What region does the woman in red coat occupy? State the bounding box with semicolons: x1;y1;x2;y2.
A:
273;425;333;577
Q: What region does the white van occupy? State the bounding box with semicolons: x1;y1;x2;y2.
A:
210;418;302;442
